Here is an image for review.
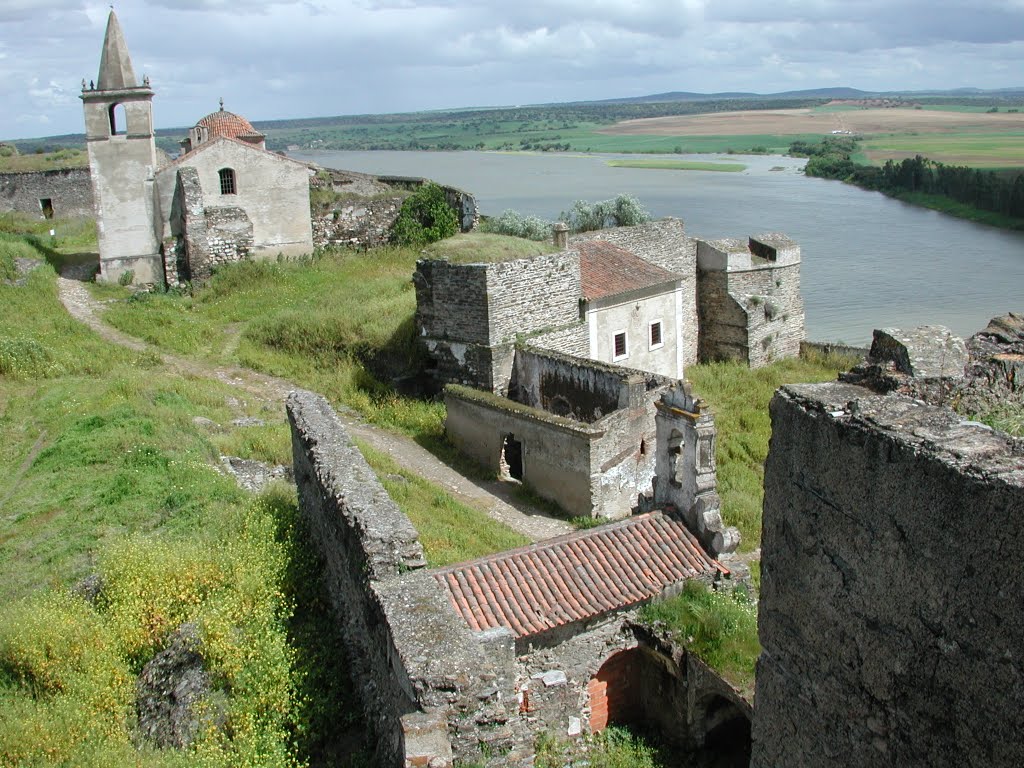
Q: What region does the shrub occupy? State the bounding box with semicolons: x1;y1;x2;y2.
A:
117;269;134;287
390;182;458;246
479;209;554;241
559;193;651;233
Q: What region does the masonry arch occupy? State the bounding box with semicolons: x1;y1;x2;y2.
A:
693;692;751;766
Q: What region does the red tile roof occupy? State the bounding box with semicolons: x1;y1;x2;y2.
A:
578;240;678;302
433;511;724;639
196;108;264;141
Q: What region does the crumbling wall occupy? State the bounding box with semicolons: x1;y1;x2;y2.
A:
752;381;1024;768
287;391;527;767
312;197;402;248
696;236;804;367
414;251;581;393
173;166;253;283
443;384;600;516
0;167;94;218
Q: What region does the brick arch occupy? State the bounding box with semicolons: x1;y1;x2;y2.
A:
587;648;645;732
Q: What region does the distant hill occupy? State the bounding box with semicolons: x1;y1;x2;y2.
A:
8;86;1024;150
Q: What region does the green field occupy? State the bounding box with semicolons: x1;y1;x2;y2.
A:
860;132;1024;168
606;159;747;172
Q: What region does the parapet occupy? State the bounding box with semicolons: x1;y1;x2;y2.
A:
697;234;800;272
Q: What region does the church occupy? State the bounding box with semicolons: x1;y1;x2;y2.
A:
81;11;314;285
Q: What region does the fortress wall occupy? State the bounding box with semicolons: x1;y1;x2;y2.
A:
485;251;581;346
696;238;804;367
287;390;526;767
0;167;94;219
752;382;1024;768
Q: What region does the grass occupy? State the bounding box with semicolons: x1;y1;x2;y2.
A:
0;231;364;765
356;441;528;567
534;726;670;768
606;159;746;172
860;132;1024;168
0;147;88;173
422;231;557;264
640;580;760;696
687;349;857;549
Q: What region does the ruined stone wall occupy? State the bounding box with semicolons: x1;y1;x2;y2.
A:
752;382;1024;768
574;218;698;367
311;197;402;249
485;252;581;346
0;168;94;218
513;347;640;422
444;384;599;516
528;323;589;358
377;175;478;232
696;238;804;367
414;251;581;393
287;390;528;767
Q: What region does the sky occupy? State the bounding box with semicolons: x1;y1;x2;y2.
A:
2;0;1023;140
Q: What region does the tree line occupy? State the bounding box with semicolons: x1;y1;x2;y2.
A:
792;138;1024;221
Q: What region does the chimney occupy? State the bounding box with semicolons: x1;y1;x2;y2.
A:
553;222;569;250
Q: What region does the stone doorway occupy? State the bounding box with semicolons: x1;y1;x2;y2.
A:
500;434;523;481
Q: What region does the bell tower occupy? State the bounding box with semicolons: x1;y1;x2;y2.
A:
80;10;162;284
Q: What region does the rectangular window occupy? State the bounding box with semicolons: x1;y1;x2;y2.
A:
218;168;236;195
649;320;663;350
613;330;628;361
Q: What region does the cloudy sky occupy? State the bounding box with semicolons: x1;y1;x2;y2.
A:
2;0;1023;140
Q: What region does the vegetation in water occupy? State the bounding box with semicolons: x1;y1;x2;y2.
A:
792;138;1024;230
640;580;760;696
605;159;746;172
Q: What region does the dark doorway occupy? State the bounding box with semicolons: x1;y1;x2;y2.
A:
501;434;523;481
698;695;752;768
39;198;54;219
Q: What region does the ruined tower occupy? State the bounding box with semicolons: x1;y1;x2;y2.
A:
80;10;162;284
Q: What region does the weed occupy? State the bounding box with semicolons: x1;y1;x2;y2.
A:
640;580;760;695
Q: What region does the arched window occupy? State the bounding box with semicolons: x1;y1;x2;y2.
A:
108;103;127;136
218;168;236;195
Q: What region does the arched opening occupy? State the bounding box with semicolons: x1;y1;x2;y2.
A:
588;648;645;733
218;167;237;195
695;694;751;767
108;103;127;135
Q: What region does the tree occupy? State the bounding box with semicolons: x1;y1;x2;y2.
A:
390;183;459;246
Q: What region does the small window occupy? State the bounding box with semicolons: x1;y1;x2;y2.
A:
613;331;628;361
218;168;236;195
649;320;663;350
39;198;54;220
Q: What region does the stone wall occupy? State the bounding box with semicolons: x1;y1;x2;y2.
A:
377;174;478;232
751;381;1024;768
696;236;805;367
0;167;94;219
414;251;581;392
287;390;530;767
444;353;664;520
312;197;402;249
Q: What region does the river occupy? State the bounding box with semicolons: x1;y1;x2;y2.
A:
291;150;1024;345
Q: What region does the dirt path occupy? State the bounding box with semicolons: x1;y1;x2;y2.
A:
56;277;572;542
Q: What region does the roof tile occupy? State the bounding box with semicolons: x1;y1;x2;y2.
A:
578;240;678;302
433;512;724;639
